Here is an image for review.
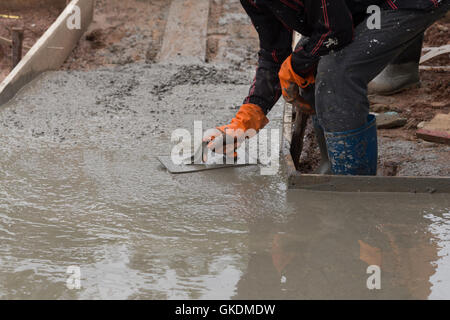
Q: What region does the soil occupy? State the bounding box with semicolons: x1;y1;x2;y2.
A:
0;5;62;83
423;19;450;67
206;0;259;66
297;117;321;173
424;19;450;47
62;0;170;70
61;0;259;70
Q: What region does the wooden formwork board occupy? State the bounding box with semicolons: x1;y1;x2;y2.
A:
282;103;450;193
0;0;94;106
157;0;209;63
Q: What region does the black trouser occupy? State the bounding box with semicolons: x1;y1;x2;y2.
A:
391;32;424;65
314;3;449;133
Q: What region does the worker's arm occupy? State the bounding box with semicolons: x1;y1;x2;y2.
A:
203;0;292;156
278;0;354;113
291;0;354;76
240;0;293;115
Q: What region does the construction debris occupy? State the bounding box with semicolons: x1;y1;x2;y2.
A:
0;14;20;19
376;112;408;129
420;45;450;64
417;113;450;145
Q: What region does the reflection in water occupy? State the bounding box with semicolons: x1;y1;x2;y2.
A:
234;192;449;299
0;141;449;299
0;76;449;299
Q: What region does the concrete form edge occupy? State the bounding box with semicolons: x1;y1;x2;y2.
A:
0;0;94;106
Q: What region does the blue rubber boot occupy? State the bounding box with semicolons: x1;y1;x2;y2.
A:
324;115;378;176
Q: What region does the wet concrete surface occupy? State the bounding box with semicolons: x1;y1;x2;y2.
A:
0;63;450;299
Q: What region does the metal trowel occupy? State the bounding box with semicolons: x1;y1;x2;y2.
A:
157;141;256;174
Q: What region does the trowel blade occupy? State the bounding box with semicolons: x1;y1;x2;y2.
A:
157;155;255;174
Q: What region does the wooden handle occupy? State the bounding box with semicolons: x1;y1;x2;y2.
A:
290;108;310;171
11;27;24;70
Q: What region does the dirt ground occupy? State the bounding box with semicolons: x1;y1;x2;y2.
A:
206;0;259;66
63;0;170;70
0;5;62;83
62;0;259;70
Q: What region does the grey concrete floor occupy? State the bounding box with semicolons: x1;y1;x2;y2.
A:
0;62;449;299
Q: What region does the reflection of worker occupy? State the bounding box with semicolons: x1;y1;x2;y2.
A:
205;0;449;175
233;212;377;299
233;199;438;299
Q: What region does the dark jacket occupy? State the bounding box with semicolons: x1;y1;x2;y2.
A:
241;0;444;114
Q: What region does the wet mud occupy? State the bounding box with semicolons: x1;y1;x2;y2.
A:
0;62;450;299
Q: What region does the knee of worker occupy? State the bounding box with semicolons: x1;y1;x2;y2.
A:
315;86;369;133
315;59;369;133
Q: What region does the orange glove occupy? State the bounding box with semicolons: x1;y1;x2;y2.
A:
203;103;269;157
279;55;315;114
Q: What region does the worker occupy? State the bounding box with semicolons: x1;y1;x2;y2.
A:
204;0;449;175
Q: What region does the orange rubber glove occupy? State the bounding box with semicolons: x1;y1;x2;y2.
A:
279;55;315;114
203;103;269;157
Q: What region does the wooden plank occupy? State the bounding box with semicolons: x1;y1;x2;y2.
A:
0;0;94;106
419;66;450;71
293;32;301;48
420;45;450;64
282;101;293;144
158;0;209;63
288;174;450;193
290;111;309;170
417;113;450;145
417;129;450;145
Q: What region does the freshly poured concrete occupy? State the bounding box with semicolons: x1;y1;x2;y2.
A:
0;63;449;299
